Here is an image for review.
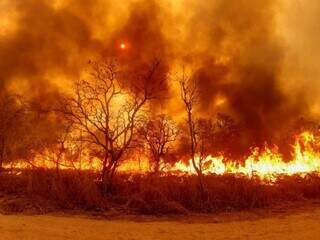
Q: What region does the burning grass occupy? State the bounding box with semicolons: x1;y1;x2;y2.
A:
1;169;320;215
2;132;320;215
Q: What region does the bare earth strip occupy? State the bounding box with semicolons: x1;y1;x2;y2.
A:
0;205;319;240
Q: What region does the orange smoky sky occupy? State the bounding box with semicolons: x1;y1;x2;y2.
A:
1;0;320;148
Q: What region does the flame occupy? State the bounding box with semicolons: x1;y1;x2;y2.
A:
169;131;320;180
4;131;320;181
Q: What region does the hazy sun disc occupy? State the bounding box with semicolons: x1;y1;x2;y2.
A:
120;43;127;50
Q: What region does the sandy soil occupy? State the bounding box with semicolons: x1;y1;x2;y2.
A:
1;203;319;240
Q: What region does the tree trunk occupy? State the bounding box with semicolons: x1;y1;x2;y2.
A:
109;161;118;188
55;154;60;177
101;155;110;193
198;172;206;202
186;111;206;206
101;155;119;194
153;156;160;174
101;159;108;182
55;162;60;176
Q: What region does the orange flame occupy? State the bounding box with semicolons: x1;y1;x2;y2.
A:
169;131;320;180
5;131;320;181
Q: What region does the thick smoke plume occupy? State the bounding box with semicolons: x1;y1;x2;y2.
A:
103;0;170;99
1;0;319;155
171;0;312;154
0;0;104;102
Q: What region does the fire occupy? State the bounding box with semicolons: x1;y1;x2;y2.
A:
4;131;320;181
169;131;320;180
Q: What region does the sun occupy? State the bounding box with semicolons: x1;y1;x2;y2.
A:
120;43;127;50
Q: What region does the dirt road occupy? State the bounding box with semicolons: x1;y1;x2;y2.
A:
0;205;319;240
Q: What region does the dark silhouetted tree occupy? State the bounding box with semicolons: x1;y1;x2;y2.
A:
140;114;178;173
61;59;165;191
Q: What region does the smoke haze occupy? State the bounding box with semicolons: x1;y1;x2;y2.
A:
1;0;319;152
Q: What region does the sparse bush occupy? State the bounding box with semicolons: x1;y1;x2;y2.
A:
1;169;320;215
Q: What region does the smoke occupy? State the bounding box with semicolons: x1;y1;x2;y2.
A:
278;0;320;115
0;0;106;100
170;0;312;153
103;0;170;101
1;0;319;153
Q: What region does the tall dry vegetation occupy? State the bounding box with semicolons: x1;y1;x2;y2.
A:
1;170;320;215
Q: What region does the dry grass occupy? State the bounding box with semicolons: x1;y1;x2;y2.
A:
0;169;108;213
0;169;320;215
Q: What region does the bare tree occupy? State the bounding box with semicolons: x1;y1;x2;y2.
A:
178;68;206;197
140;114;178;173
61;59;165;191
197;118;215;170
189;114;240;161
0;93;26;171
212;113;240;159
178;69;202;174
34;122;76;174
